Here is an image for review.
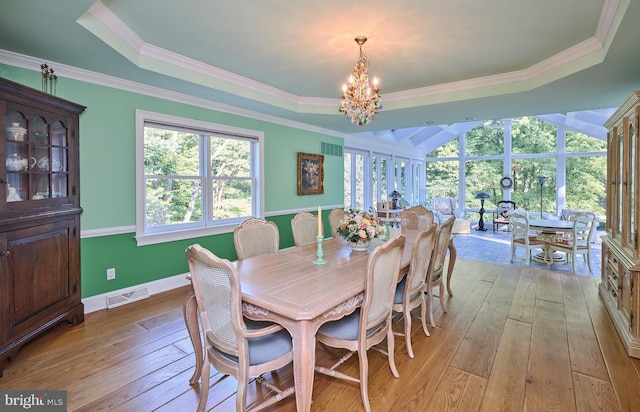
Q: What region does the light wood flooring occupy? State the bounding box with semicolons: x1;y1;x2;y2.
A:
2;257;640;411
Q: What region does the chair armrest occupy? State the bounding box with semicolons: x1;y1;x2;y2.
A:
244;323;285;338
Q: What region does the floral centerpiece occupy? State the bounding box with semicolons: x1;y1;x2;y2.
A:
336;209;386;251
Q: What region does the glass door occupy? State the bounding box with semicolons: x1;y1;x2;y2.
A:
4;109;70;205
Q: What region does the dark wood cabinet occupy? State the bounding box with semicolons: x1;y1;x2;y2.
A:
0;77;85;376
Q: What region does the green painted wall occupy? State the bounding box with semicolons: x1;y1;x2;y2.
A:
1;64;343;298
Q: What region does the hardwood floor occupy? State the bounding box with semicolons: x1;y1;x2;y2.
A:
2;258;640;411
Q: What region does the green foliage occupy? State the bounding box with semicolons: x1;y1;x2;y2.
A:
426;117;606;217
144;127;254;226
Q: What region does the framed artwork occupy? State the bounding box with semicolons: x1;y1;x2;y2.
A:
297;152;324;195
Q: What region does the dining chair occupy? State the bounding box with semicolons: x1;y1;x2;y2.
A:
548;213;596;273
315;235;406;412
400;205;434;230
425;216;455;327
185;244;295;412
291;211;319;246
509;210;546;266
233;217;279;260
329;208;349;238
392;224;437;358
492;200;516;232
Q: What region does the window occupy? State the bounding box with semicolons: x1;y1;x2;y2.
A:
344;150;367;210
135;110;263;245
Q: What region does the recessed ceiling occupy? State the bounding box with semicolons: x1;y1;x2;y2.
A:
0;0;639;154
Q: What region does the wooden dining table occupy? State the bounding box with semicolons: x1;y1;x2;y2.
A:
183;229;457;412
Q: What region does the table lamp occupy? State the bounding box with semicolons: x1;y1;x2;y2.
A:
475;191;491;231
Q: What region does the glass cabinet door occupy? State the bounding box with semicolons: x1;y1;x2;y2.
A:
4;110;70;204
607;131;615;235
619;127;625;239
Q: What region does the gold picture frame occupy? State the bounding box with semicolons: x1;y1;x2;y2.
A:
297;152;324;195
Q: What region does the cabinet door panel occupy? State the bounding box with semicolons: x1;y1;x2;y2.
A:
6;221;70;327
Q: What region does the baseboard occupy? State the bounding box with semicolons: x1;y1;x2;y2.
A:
82;273;191;314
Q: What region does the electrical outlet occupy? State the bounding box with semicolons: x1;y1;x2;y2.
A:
107;268;116;280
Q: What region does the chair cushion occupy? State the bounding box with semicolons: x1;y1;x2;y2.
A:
393;277;421;304
317;309;384;341
216;319;292;365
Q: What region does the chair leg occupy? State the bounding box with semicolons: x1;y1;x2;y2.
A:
426;288;436;327
197;359;211;412
439;283;447;313
420;295;430;337
358;344;372;412
403;308;414;358
386;323;400;378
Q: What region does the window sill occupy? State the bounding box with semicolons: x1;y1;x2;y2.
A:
135;224;236;246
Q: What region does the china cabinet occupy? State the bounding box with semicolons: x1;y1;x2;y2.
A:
0;77;85;376
601;90;640;358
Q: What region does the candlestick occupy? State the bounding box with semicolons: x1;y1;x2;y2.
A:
317;206;323;237
386;201;390;220
313;236;328;265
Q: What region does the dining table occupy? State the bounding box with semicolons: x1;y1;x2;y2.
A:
182;228;457;412
528;219;576;265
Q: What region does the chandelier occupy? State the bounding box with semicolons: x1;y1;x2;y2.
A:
339;36;382;127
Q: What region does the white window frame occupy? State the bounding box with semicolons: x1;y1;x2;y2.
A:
135;110;264;246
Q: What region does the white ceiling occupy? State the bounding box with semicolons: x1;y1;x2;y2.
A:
1;0;639;154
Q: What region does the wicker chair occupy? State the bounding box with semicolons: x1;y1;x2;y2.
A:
392;224;437;358
233;217;279;260
185;244;295;412
291;211;319;246
315;235;406;412
400;205;434;230
425;216;455;327
329;208;349;238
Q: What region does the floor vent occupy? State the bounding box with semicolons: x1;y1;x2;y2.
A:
106;287;150;309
